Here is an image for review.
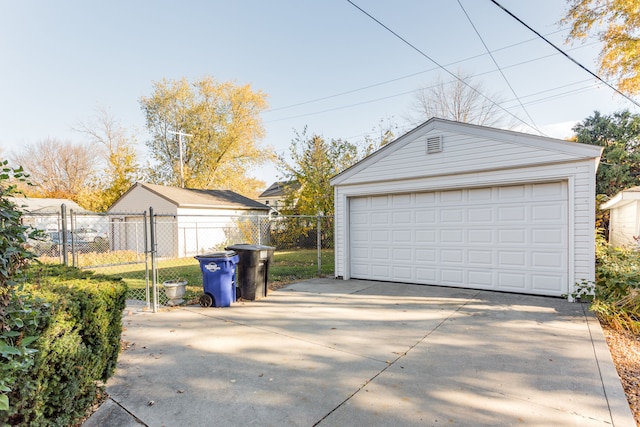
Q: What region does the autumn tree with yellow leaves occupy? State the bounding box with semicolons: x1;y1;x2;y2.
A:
562;0;640;95
139;76;271;196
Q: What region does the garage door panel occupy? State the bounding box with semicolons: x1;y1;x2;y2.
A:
498;206;526;222
351;212;369;225
498;229;526;244
498;272;526;289
371;230;389;242
371;247;389;260
351;263;369;276
468;207;493;222
533;181;566;198
393;211;412;223
441;249;463;263
392;194;411;206
415;192;436;204
441;229;464;243
416;267;436;281
416;230;437;243
532;204;565;221
392;230;412;242
371;212;389;224
371;195;388;207
416;249;436;262
392;248;412;259
498;185;526;200
351;245;370;259
416;209;437;223
469;270;493;286
441;269;464;284
468;229;493;243
441;208;464;222
349;182;568;296
532;251;566;269
498;251;527;267
468;187;493;201
371;264;390;278
532;228;565;245
532;275;564;291
393;266;412;280
441;190;463;202
468;250;493;265
351;230;369;242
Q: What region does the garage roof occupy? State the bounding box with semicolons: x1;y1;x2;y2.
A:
331;118;603;186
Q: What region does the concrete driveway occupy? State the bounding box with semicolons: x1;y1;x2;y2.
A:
84;279;635;427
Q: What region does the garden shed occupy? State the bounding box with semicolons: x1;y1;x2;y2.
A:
600;186;640;248
108;182;270;258
330;118;603;297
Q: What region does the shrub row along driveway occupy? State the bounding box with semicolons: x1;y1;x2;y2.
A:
85;279;635;427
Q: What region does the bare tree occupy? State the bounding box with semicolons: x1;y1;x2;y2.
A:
11;138;95;200
74;107;140;211
410;71;512;128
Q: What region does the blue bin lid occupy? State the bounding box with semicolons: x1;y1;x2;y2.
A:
194;250;237;260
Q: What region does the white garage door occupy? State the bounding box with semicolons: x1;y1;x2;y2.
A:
349;182;568;296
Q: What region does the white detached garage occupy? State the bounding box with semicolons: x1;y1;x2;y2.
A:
331;118;603;297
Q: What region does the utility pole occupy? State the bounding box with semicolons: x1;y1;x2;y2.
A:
168;130;193;188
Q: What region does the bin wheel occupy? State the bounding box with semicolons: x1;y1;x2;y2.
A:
199;294;213;307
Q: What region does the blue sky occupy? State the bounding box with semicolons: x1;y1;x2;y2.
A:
1;0;637;189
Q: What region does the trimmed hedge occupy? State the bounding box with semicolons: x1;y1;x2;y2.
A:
1;265;127;426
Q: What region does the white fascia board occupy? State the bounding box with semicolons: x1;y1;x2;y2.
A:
601;189;640;210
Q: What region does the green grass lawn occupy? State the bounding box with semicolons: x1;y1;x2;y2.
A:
89;248;334;303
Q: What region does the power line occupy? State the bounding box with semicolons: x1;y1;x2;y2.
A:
264;27;570;115
457;0;542;134
489;0;640;109
344;0;542;133
266;36;602;126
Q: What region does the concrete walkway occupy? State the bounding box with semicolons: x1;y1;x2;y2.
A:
83;279;636;427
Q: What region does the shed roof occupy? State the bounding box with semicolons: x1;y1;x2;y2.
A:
8;197;89;214
600;186;640;210
114;182;269;210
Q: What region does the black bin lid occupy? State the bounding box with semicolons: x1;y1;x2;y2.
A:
194;250;237;260
225;244;275;251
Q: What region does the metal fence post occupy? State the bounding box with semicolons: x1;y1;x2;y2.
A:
317;212;322;276
70;208;77;267
61;204;68;266
144;211;150;311
149;207;158;313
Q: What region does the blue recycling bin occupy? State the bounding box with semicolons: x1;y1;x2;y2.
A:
194;251;239;307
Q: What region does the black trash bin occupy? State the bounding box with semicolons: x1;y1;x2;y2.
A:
225;244;275;300
194;251;239;307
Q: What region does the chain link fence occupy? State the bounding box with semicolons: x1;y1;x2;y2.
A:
23;206;334;311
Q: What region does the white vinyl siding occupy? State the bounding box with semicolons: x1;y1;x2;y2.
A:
609;201;640;247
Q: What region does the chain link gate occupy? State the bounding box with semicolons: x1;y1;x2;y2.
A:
24;204;334;312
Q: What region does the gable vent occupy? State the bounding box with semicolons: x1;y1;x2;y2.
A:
426;136;442;154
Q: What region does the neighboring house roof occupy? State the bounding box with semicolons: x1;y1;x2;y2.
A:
600;186;640;210
113;182;269;210
258;181;300;198
8;197;88;214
